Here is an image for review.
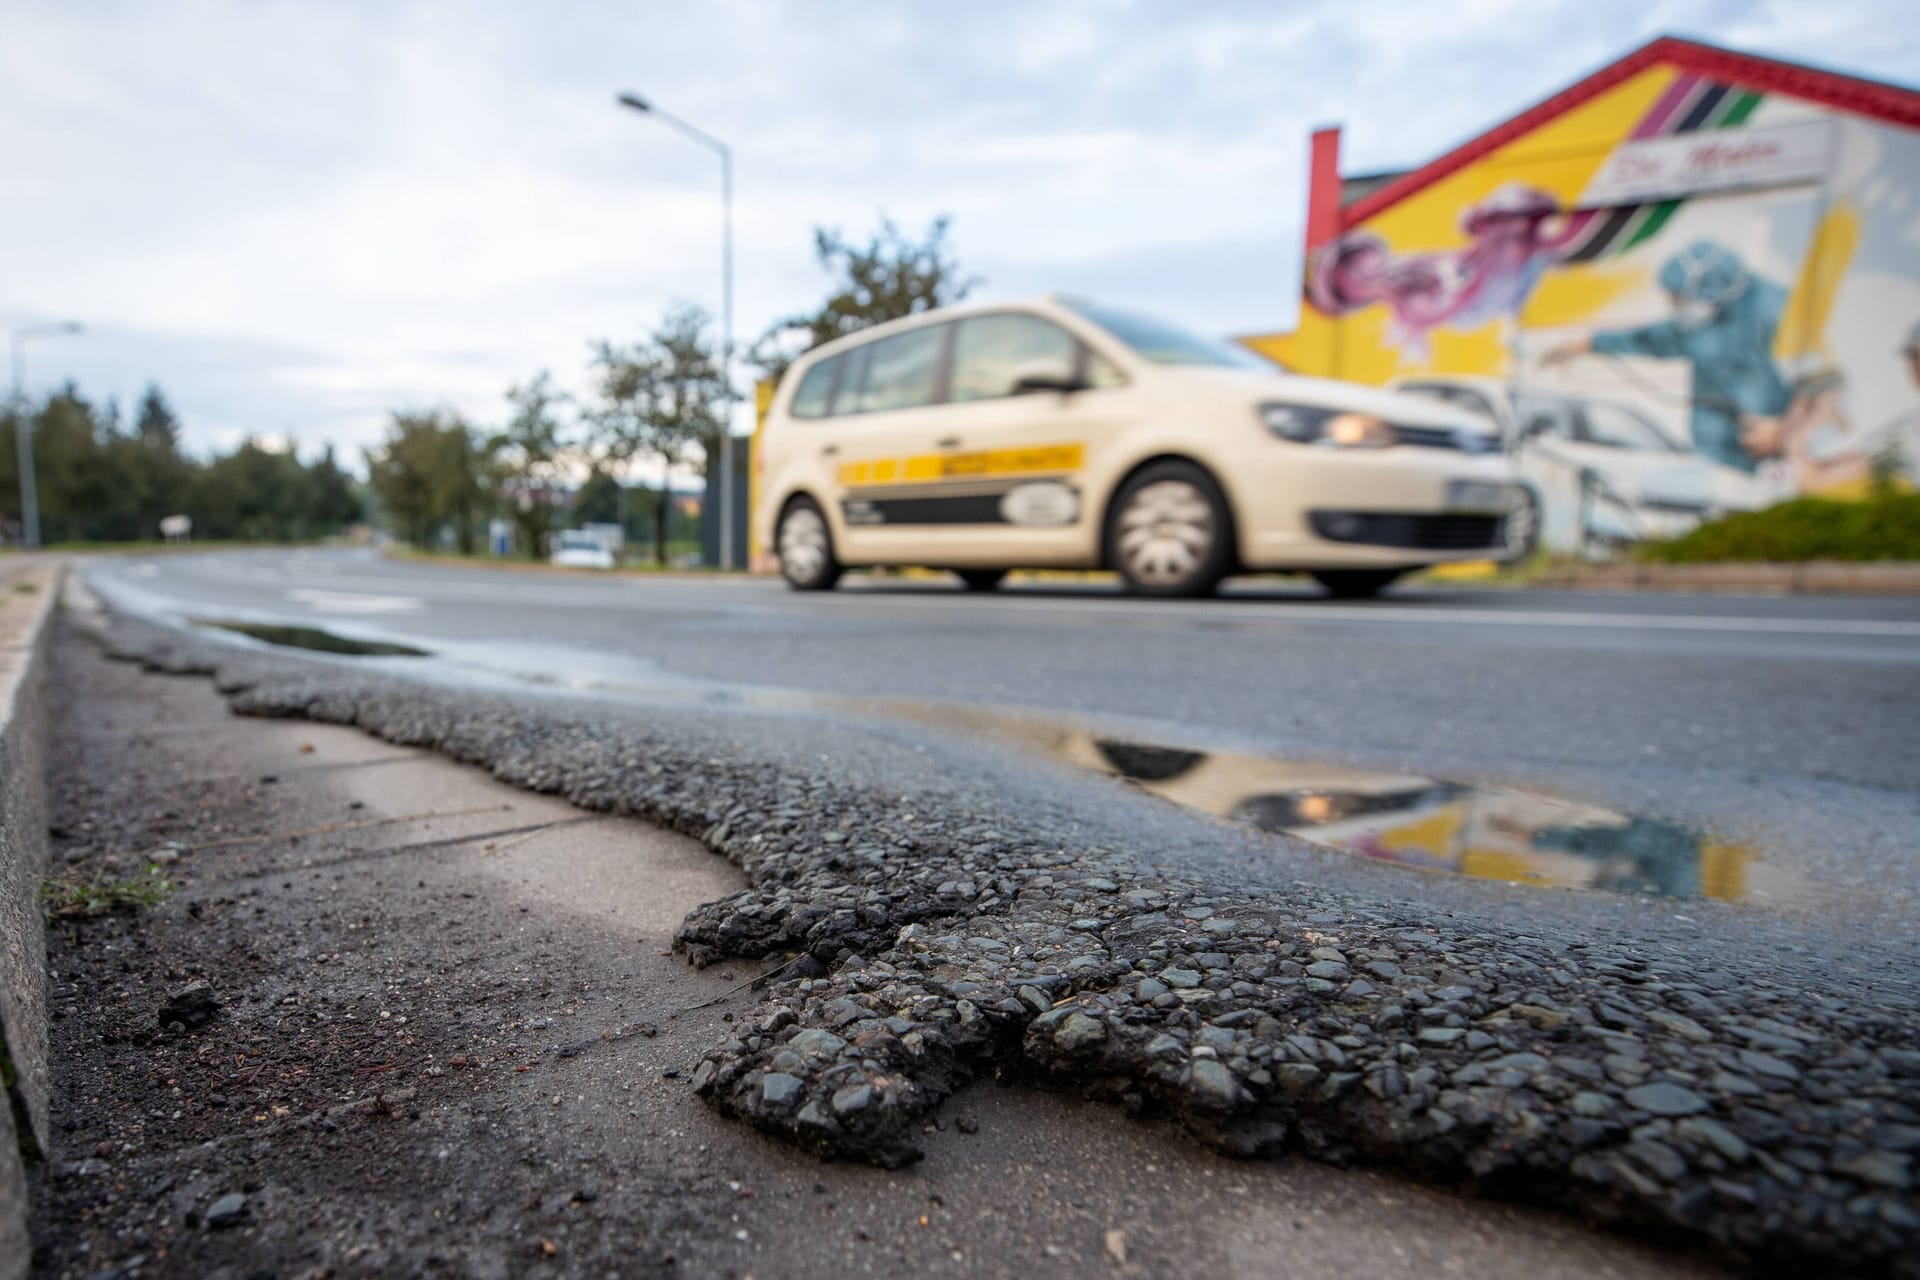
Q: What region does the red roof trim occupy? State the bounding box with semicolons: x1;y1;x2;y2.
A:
1343;36;1920;227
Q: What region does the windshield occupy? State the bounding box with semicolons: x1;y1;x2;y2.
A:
558;533;600;551
1062;299;1275;371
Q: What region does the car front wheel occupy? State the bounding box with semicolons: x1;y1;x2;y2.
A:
777;498;842;591
1106;462;1233;598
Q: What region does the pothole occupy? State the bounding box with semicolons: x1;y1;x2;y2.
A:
196;619;429;657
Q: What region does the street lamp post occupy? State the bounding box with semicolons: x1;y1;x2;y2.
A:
9;321;83;551
616;92;736;571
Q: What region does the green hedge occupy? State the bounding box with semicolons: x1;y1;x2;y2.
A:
1636;492;1920;563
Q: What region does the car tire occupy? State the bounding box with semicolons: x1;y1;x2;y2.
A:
777;497;842;591
955;569;1007;592
1105;461;1233;598
1312;569;1404;599
1499;485;1541;566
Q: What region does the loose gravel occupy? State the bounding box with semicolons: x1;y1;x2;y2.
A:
94;611;1920;1275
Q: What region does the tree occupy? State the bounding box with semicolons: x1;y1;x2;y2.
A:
0;381;361;546
587;302;725;564
492;371;571;559
748;214;979;384
304;444;363;533
365;410;492;554
135;385;180;450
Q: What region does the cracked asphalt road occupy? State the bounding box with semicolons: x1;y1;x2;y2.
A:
33;612;1720;1280
61;550;1920;1271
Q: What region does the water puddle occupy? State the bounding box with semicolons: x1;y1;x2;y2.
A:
196;620;429;658
1071;736;1762;901
859;701;1774;903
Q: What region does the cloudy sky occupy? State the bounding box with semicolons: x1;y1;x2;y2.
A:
4;0;1916;468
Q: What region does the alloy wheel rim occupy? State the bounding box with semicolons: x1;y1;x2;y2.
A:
780;507;827;581
1506;492;1539;558
1116;480;1214;586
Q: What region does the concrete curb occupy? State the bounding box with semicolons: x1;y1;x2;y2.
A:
0;559;61;1280
1533;559;1920;595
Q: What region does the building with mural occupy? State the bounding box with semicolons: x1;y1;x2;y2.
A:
1244;38;1920;556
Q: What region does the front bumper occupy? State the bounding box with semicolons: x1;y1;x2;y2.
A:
1231;448;1522;569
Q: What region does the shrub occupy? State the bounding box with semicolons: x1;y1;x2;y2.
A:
1636;493;1920;564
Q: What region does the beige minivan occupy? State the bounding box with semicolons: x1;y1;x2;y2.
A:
756;297;1527;598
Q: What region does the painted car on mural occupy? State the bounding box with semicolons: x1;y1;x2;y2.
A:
1243;38;1920;554
757;297;1528;599
1390;374;1777;554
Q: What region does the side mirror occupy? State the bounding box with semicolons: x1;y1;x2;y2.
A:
1010;356;1087;395
1523;415;1557;439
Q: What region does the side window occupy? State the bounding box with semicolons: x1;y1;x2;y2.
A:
1514;396;1577;442
846;325;945;414
788;356;839;420
950;313;1081;402
1579;401;1680;452
1086;350;1127;390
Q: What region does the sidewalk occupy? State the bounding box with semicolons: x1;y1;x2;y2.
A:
26;621;1707;1279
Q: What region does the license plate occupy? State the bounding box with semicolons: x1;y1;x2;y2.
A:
1446;480;1511;513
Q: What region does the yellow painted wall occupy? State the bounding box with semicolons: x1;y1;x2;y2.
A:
1284;63;1682;387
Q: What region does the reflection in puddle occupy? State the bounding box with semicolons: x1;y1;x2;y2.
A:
197;619;429;657
859;699;1770;903
1069;736;1757;901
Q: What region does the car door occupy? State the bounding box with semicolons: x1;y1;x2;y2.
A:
915;309;1136;567
1574;400;1714;518
820;320;964;565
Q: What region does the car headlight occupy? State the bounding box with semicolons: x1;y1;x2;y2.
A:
1258;403;1395;448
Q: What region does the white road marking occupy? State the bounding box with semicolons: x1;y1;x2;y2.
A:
828;590;1920;638
284;588;423;614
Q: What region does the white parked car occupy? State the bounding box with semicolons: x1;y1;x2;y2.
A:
756;297;1527;598
550;529;616;570
1390;376;1775;556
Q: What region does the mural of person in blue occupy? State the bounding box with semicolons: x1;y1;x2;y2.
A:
1545;240;1791;472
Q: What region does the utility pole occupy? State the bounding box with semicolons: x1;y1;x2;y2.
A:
616;92;736;569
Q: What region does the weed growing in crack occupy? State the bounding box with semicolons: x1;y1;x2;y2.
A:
39;866;175;920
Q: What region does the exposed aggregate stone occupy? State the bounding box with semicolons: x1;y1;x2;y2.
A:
96;612;1920;1275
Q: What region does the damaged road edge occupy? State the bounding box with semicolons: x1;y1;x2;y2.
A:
91;607;1920;1276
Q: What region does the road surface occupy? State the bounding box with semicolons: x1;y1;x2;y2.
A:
67;547;1920;1270
86;547;1920;918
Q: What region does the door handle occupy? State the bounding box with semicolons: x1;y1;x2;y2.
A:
820;445;839;457
935;436;963;449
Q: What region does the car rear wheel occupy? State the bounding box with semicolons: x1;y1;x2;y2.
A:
777;497;842;591
955;569;1007;592
1312;569;1404;599
1106;462;1233;598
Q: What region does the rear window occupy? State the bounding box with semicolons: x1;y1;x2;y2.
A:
788;357;839;420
